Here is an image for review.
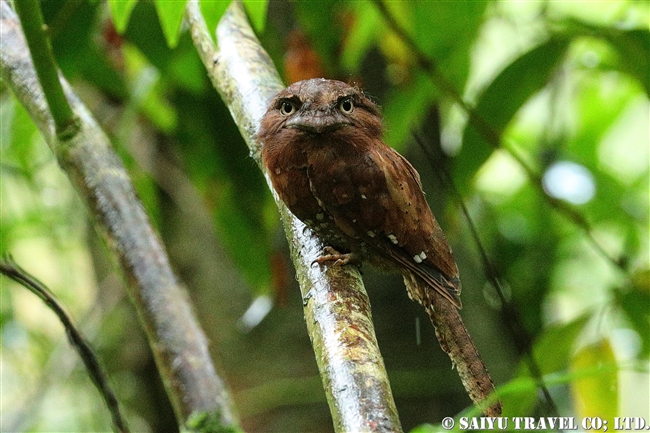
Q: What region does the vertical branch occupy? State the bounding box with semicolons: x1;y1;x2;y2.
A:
186;1;403;431
0;2;240;431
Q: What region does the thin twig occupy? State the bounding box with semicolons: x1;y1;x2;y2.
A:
0;256;130;433
372;0;626;275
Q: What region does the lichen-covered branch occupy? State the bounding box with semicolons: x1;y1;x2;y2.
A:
185;1;402;431
0;2;239;431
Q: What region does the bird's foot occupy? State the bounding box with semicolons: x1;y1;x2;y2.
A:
312;247;358;267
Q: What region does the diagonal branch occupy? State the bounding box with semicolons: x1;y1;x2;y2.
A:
0;2;239;431
372;0;626;275
185;1;403;431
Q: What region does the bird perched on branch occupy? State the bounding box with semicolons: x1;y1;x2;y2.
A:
257;78;501;416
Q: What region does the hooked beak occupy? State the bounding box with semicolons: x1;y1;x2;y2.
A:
285;112;352;134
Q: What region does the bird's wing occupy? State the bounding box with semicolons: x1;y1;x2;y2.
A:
306;142;462;307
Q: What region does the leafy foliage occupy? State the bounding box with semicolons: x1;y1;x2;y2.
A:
2;0;648;432
456;36;571;191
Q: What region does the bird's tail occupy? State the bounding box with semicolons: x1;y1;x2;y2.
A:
404;274;502;417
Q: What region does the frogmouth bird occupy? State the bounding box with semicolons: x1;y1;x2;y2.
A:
257;78;501;416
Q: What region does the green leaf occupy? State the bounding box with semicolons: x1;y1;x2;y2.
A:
199;0;231;43
570;340;618;423
496;376;538;418
525;313;590;376
614;284;650;357
108;0;139;34
560;20;650;97
456;37;571;191
409;424;438;433
505;314;590;414
242;0;268;33
605;28;650;96
154;0;188;48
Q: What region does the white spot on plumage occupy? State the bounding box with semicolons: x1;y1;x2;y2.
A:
275;168;281;175
387;234;398;244
413;254;423;264
419;251;427;260
361;194;367;199
367;231;375;237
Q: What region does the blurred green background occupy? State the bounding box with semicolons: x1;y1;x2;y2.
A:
1;1;648;432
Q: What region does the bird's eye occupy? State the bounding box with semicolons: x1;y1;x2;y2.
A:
280;101;296;115
339;98;354;114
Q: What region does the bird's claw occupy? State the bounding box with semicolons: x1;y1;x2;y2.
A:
311;247;357;267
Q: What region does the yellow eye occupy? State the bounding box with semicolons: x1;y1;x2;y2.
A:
280;101;296;115
339;98;354;114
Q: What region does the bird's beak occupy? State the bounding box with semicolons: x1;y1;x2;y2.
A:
285;111;352;134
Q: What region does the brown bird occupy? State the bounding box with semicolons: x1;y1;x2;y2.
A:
258;78;502;416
